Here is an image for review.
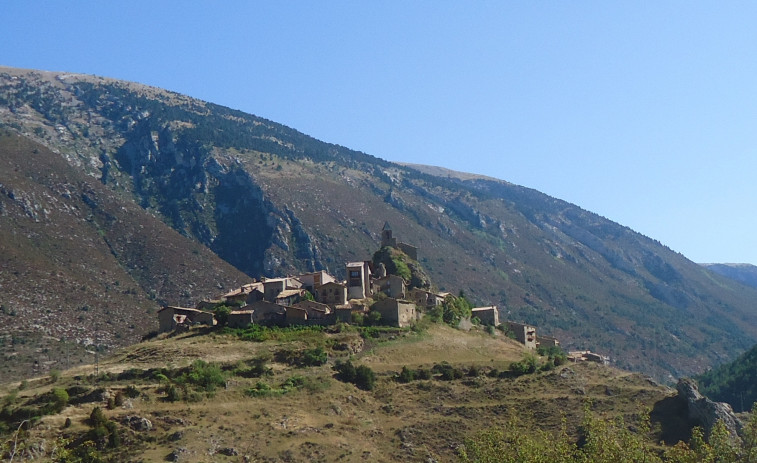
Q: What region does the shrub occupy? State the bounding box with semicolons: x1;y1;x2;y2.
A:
182;360;226;393
334;360;357;383
354;365;376;391
89;406;107;428
165;384;181;402
213;305;232;327
433;362;465;380
300;347;328;367
509;353;540;376
334;360;376;391
124;385;140;398
415;368;432;380
397;366;415;383
43;388;69;414
366;310;382;326
351;313;365;326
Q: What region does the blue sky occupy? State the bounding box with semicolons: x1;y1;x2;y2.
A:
3;1;757;264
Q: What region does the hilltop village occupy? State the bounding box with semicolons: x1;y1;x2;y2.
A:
159;222;568;353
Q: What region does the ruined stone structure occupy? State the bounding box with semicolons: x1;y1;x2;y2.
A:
372;298;416;328
380;222;418;260
471;306;500;326
158;306;215;333
506;321;538;349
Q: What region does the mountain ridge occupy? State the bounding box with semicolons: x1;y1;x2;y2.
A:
2;66;757;382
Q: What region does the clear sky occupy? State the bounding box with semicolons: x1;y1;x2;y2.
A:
3;2;757;264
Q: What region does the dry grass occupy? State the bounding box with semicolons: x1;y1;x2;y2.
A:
0;324;677;462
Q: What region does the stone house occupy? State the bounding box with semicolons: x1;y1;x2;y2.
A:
334;305;355;323
374;274;407;299
346;261;372;300
262;277;303;302
506;321;538;349
371;298;416;328
275;289;305;307
409;289;448;308
228;310;254;329
471;306;500;326
221;282;264;306
285;306;309;324
316;281;347;306
158;306;216;333
537;335;560;348
292;300;331;320
295;271;336;294
247;301;286;326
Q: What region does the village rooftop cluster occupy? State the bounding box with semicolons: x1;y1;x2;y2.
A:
159;222;575;354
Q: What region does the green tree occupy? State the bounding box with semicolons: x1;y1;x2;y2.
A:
213;305;232;327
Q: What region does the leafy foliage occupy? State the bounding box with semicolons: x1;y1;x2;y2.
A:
459;405;757;463
442;292;473;326
213;305;232;327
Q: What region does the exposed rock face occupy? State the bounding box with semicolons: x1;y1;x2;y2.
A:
676;378;743;441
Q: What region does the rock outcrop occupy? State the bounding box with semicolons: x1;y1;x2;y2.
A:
676;378;743;441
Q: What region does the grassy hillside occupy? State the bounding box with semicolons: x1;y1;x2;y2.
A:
1;323;686;462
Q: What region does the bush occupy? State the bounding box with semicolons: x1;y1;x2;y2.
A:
433;362;465;380
334;360;357;383
45;387;69;414
334;360;376;391
181;360;226;393
300;347;328;367
351;313;365;326
366;310;382;326
354;365;376;391
165;384;181;402
213;305;232;327
416;368;432;380
124;385;140;398
397;366;415;383
509;353;540;376
90;406;107;428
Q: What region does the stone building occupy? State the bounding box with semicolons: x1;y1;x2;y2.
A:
380;222;418;260
346;261;372;300
371;298;416;328
317;281;348;306
471;306;500;326
506;321;538;349
158;306;215;333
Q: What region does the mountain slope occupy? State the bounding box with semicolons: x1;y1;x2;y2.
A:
697;342;757;413
0;130;249;381
2;66;757;381
701;263;757;289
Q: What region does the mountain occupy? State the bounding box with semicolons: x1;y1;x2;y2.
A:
697;342;757;413
2;66;757;382
701;263;757;289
